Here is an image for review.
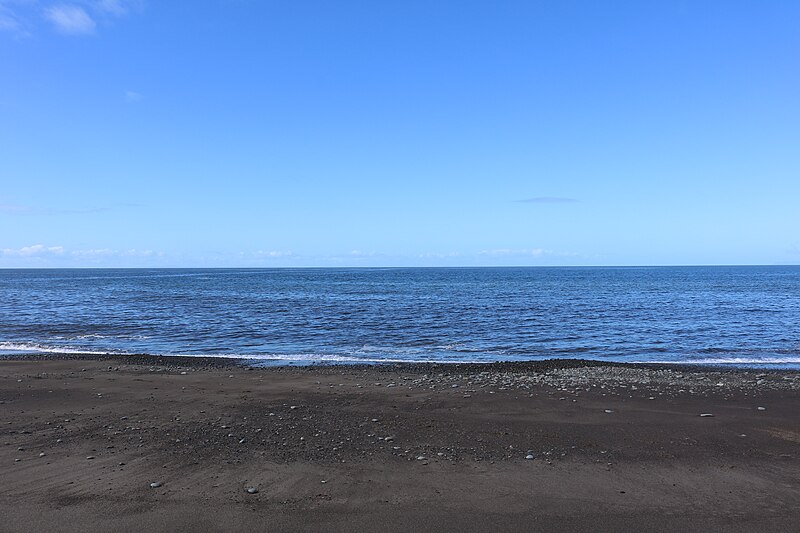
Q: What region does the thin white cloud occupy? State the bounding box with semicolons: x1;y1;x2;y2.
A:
98;0;143;17
0;0;141;37
1;244;65;257
44;4;95;34
71;247;156;257
417;251;462;259
254;250;293;258
0;5;20;32
477;248;583;260
1;244;162;262
478;248;549;257
96;0;127;16
125;90;142;102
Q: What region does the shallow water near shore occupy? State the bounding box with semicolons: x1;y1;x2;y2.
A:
1;266;799;368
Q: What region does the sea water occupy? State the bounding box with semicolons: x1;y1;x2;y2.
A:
1;266;799;368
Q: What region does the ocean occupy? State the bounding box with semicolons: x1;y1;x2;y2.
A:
1;266;799;368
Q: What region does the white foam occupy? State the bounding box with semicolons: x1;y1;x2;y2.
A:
153;352;465;364
634;357;800;365
0;342;468;363
0;341;120;356
3;340;798;366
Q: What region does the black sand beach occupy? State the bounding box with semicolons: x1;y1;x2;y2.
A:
2;355;799;532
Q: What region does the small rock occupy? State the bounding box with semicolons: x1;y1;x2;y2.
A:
757;406;766;411
525;454;535;460
86;456;95;460
699;413;714;417
604;409;614;414
149;482;162;488
39;452;46;457
246;487;258;494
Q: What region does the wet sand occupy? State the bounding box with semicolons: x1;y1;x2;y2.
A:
2;355;799;532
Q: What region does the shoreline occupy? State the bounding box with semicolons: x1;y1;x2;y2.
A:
2;351;798;374
2;356;799;531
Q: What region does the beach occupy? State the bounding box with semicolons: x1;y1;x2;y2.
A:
2;355;799;532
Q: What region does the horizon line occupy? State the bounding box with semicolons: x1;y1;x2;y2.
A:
1;264;797;270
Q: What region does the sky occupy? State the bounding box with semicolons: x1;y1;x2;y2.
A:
1;1;799;267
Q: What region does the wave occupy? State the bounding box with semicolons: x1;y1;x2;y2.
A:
0;341;462;364
161;352;462;364
637;357;800;365
51;334;151;341
0;341;122;356
4;340;800;367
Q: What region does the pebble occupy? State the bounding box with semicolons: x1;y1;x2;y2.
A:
525;454;535;460
757;406;766;411
39;452;46;457
86;456;95;460
416;456;427;461
699;413;714;417
604;409;614;414
246;487;258;494
150;482;162;488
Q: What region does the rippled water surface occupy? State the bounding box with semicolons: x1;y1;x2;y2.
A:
1;267;799;367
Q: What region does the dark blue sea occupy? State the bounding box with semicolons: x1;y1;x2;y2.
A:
1;267;799;368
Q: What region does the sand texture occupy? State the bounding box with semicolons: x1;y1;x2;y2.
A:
2;356;799;532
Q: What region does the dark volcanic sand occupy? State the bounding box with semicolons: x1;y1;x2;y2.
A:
1;356;799;532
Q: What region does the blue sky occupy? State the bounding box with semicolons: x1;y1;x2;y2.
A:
1;1;798;267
